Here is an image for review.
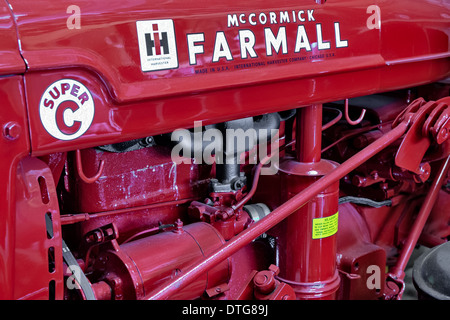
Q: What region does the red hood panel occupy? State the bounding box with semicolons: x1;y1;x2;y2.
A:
0;1;26;75
9;0;449;104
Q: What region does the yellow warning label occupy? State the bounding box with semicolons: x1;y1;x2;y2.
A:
312;211;339;239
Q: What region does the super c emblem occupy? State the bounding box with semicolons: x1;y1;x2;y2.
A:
39;79;95;141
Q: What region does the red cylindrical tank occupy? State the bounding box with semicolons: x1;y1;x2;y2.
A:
271;105;340;299
274;158;340;299
94;222;230;300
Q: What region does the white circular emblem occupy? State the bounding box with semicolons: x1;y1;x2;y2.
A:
39;79;95;141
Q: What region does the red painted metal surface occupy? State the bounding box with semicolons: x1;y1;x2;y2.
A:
62;146;211;213
274;159;340;299
147;119;410;300
0;2;26;75
0;76;30;299
336;203;386;300
296;105;323;163
220;241;273;300
273;105;340;299
2;0;445;156
0;0;449;301
14;157;64;299
422;189;450;245
93;222;229;300
390;155;450;283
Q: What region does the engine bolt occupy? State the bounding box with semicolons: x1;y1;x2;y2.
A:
253;265;279;294
3;122;21;140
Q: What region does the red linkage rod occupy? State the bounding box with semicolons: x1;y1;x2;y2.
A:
390;155;450;282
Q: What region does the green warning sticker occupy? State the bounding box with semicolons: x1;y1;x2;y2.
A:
312;211;339;239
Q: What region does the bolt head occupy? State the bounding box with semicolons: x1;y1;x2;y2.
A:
253;270;276;294
254;273;269;286
3;122;21;140
436;121;449;144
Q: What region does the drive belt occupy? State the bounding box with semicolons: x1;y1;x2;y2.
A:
62;239;97;300
45;212;96;300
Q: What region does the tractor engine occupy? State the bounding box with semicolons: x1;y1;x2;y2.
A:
1;0;449;302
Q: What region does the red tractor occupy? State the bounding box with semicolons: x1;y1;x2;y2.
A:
0;0;449;301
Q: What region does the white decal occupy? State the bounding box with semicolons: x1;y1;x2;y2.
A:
227;10;315;27
334;22;348;48
212;31;233;62
265;27;288;56
239;30;258;59
187;33;205;65
136;19;179;72
294;25;312;52
187;19;348;65
39;79;94;141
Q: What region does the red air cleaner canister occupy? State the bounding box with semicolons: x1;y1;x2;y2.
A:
271;105;340;299
274;158;340;299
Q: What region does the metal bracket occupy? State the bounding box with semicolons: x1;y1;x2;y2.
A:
394;97;450;175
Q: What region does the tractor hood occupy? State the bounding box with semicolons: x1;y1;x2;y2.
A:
7;0;450;104
0;1;26;75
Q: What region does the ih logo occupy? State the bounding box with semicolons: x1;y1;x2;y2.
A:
146;24;169;56
137;19;178;72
